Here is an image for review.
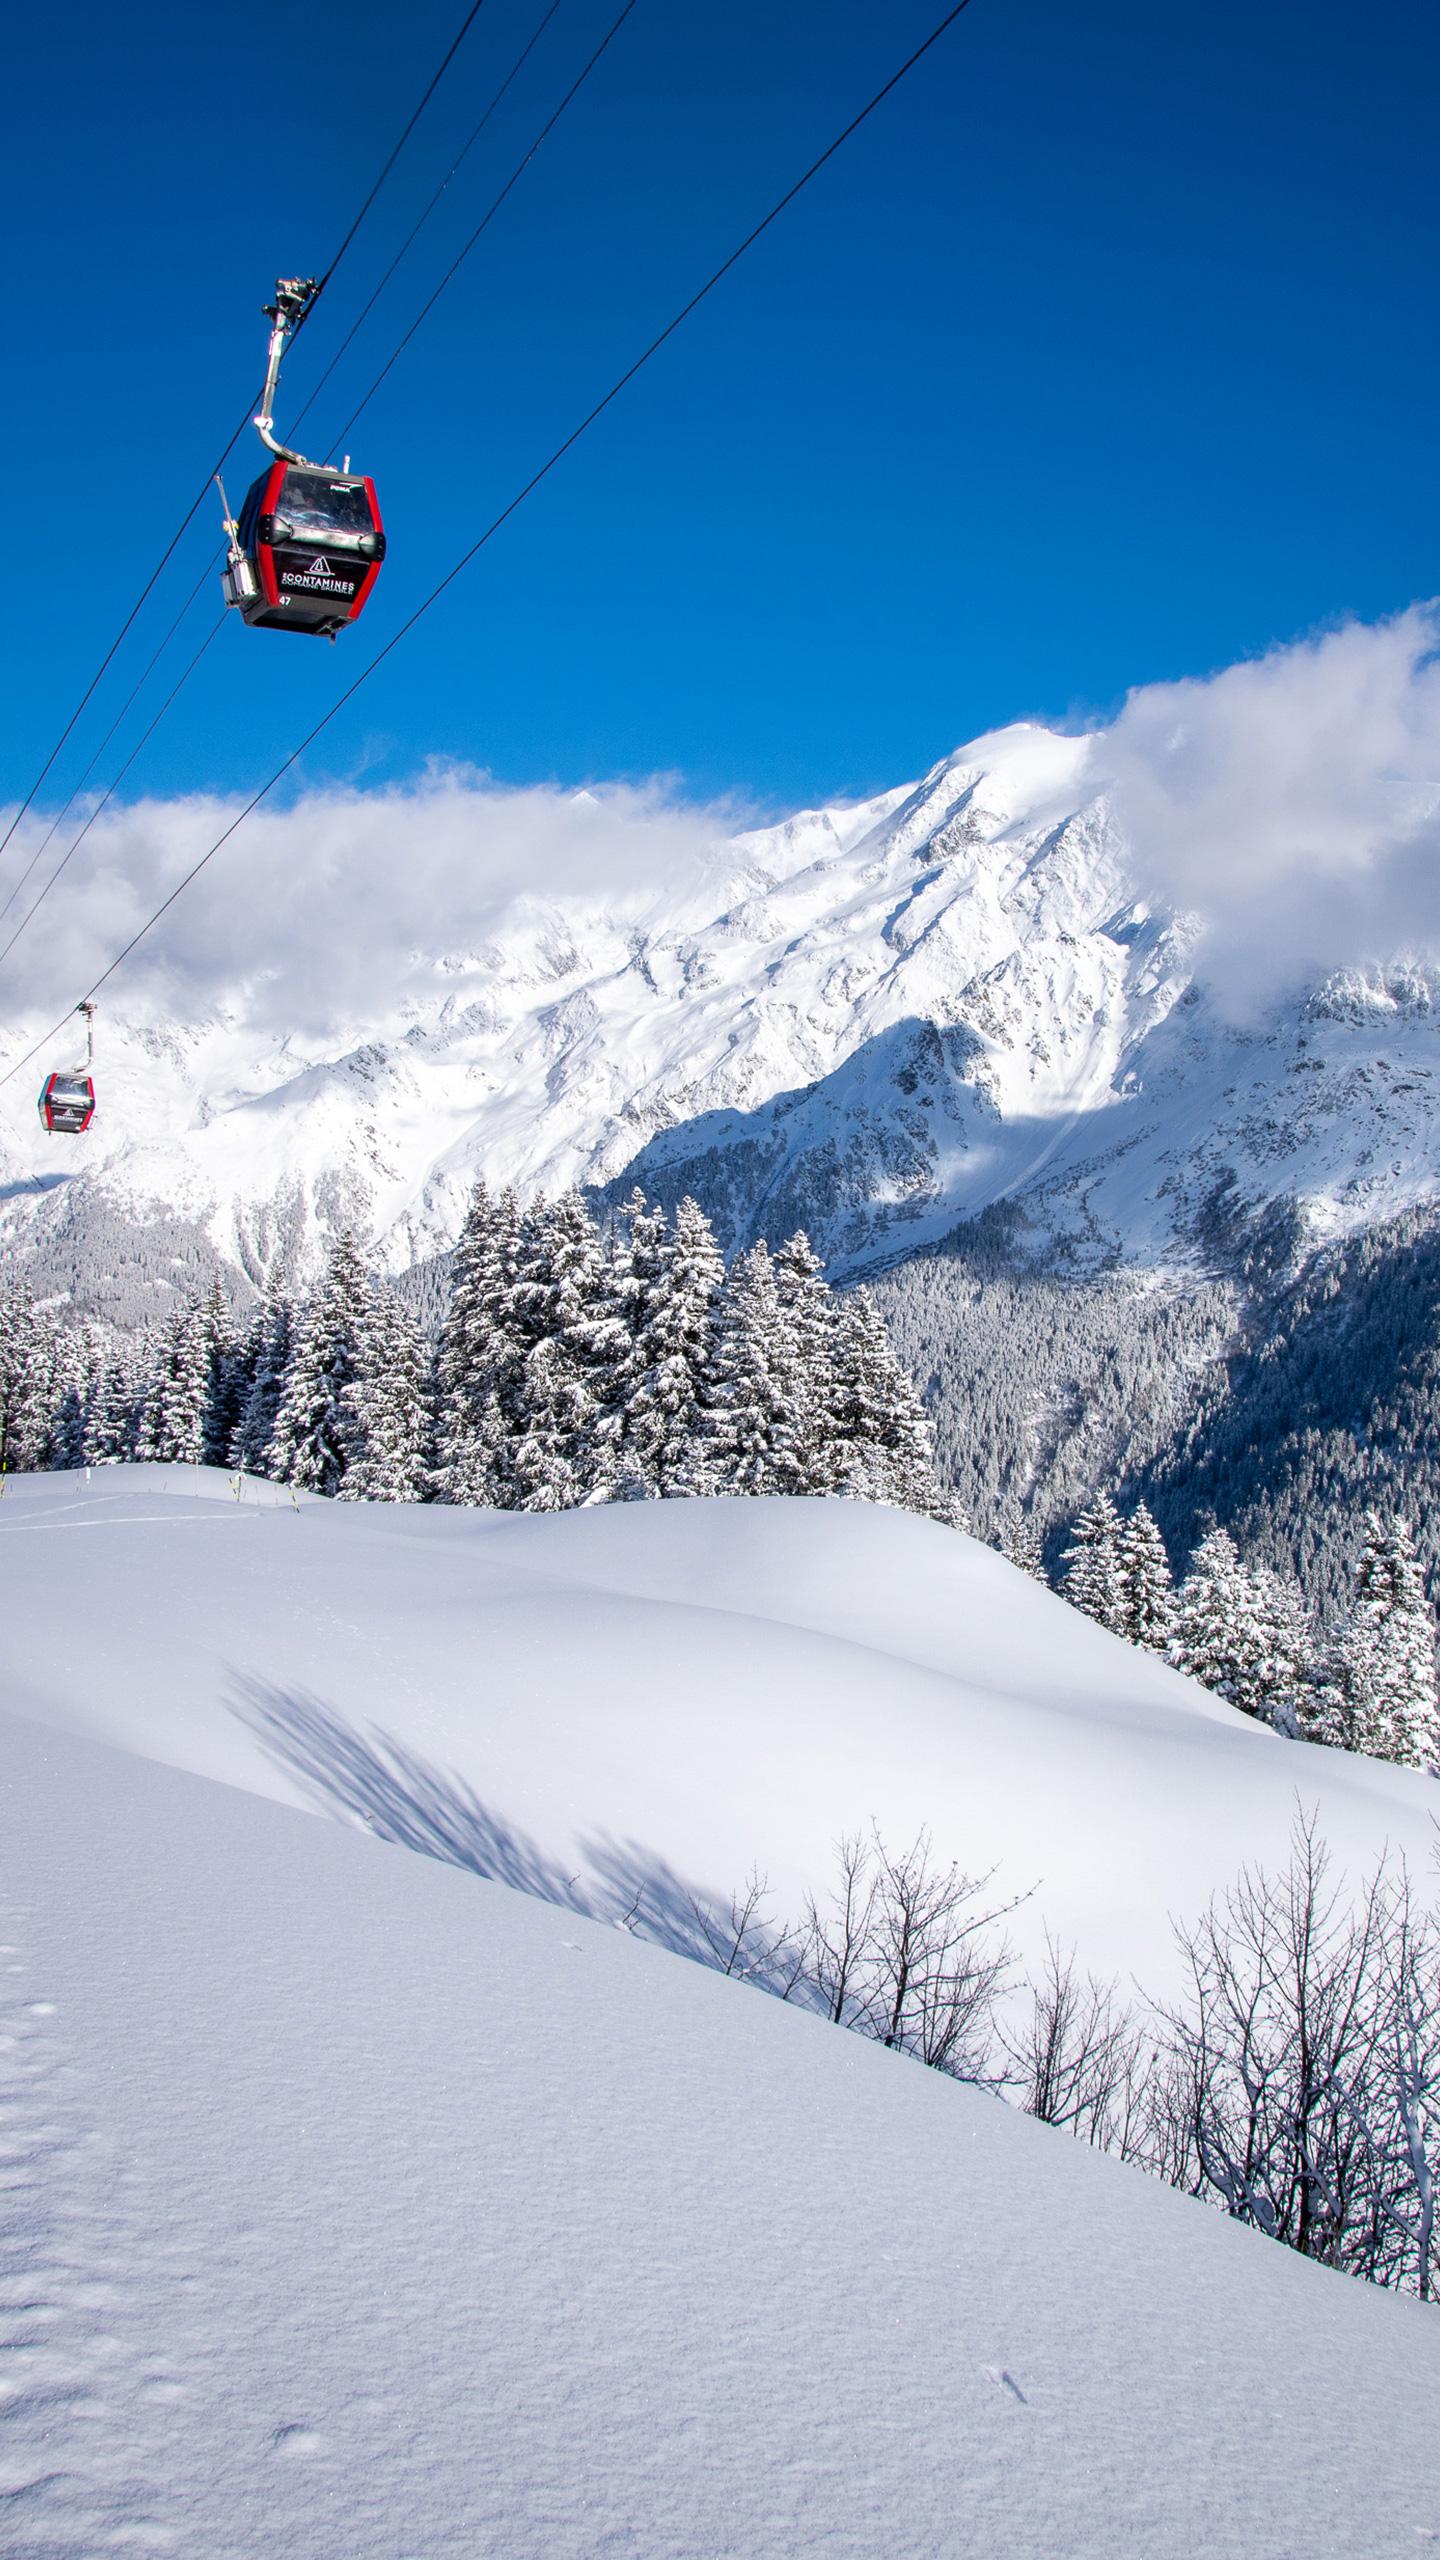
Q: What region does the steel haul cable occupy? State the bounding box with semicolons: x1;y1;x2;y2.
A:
1;0;978;1095
0;0;494;876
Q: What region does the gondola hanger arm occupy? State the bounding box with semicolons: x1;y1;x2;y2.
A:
255;277;321;466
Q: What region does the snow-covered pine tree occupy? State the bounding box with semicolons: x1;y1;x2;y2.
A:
613;1186;669;1351
616;1192;725;1497
508;1335;585;1511
431;1181;526;1506
0;1288;64;1474
198;1281;244;1469
1329;1513;1440;1770
135;1300;211;1465
83;1350;137;1463
1246;1565;1315;1741
825;1286;942;1516
339;1283;433;1502
1167;1524;1309;1732
225;1296;267;1458
435;1176;500;1433
267;1231;370;1496
34;1309;73;1471
433;1394;511;1507
43;1323;103;1472
0;1289;30;1475
678;1239;807;1498
229;1284;295;1478
1168;1524;1253;1693
51;1378;89;1471
772;1231;841;1488
1061;1494;1129;1635
507;1192;631;1510
112;1327;158;1463
608;1187;671;1498
1113;1502;1176;1654
998;1511;1048;1581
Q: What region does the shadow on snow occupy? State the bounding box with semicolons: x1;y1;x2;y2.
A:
230;1672;800;1991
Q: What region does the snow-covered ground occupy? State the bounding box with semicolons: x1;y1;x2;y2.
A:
5;1558;1440;2554
4;1468;1435;1986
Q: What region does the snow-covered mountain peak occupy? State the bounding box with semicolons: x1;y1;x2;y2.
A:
3;712;1438;1307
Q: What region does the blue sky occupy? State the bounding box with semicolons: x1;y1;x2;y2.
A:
6;0;1438;821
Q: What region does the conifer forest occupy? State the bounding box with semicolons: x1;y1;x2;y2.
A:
3;1176;1435;1783
0;1184;944;1524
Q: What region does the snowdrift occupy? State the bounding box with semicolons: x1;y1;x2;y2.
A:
7;1470;1440;2552
4;1466;1436;1985
5;1704;1440;2557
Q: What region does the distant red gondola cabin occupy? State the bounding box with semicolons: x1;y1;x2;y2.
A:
227;462;386;638
38;1072;96;1135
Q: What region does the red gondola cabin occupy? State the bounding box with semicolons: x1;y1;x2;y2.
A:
225;461;386;638
38;1072;96;1135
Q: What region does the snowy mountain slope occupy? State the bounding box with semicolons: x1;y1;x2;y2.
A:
4;1468;1435;1987
6;1584;1440;2555
5;722;1440;1305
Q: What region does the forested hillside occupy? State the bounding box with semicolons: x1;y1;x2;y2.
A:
16;1167;1440;1659
1134;1205;1440;1614
868;1205;1236;1560
868;1195;1440;1624
0;1185;945;1525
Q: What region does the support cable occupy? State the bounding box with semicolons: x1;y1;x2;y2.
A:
0;0;977;1092
325;0;638;461
291;0;567;445
0;560;217;930
312;0;491;296
0;620;226;978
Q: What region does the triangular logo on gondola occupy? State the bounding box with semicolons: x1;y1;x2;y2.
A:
304;557;331;578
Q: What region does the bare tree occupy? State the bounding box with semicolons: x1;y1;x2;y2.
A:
1331;1866;1440;2299
690;1865;803;1991
1005;1933;1147;2151
1381;1886;1440;2297
678;1804;1440;2305
794;1827;1020;2081
1012;1823;1440;2299
1151;1812;1398;2273
863;1828;1018;2085
801;1832;880;2025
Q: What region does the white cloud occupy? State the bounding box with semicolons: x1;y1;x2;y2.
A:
7;610;1440;1049
1095;607;1440;1002
0;767;749;1040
